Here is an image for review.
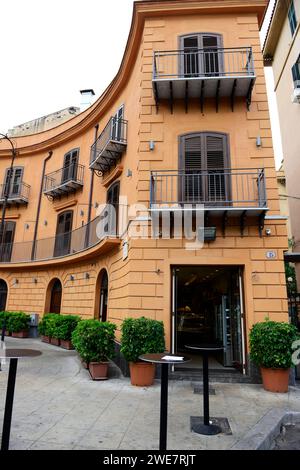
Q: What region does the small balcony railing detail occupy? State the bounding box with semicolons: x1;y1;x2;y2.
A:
0;182;30;205
0;210;119;263
90;117;128;174
150;168;267;209
43;164;84;197
153;47;255;110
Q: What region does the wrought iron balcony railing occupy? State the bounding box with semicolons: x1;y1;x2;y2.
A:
90;117;128;174
0;210;119;263
43;164;84;197
153;47;255;110
0;182;30;205
150;168;267;210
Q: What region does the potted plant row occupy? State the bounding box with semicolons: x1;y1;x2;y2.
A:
120;316;165;386
71;319;116;380
38;313;81;348
0;311;30;338
250;319;299;393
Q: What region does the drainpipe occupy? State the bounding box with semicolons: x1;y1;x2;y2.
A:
31;151;53;260
85;124;99;248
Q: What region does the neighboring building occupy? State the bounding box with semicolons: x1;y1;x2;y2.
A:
0;0;288;379
263;0;300;288
8;90;95;137
277;161;291;239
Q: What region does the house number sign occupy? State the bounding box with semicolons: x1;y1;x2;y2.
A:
266;251;277;259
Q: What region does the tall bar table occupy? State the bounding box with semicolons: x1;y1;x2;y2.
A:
0;348;42;451
185;344;224;435
139;353;190;451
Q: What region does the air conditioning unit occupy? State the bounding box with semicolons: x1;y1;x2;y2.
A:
291;87;300;103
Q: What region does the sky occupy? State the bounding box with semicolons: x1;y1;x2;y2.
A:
0;0;283;166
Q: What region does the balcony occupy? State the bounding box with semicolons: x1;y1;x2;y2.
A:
0;182;30;205
89;117;128;174
153;47;255;112
0;213;119;264
43;164;84;198
150;168;268;236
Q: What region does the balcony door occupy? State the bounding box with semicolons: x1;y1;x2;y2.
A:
180;33;223;77
54;210;73;257
179;132;230;205
0;221;16;262
62;149;79;184
3;167;23;198
106;181;120;236
111;106;124;142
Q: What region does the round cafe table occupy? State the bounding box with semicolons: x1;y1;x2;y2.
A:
185;344;224;435
139;353;190;451
0;348;42;451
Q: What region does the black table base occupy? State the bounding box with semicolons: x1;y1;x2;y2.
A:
1;358;18;451
192;422;222;436
159;363;168;451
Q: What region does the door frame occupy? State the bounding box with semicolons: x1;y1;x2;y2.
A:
171;264;247;374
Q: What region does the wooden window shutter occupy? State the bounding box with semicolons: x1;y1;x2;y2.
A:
205;133;227;202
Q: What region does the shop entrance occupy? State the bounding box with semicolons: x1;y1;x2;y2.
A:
172;266;246;373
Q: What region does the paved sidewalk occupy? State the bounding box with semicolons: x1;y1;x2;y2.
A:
0;338;300;450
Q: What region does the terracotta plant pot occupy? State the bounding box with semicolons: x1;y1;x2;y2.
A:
129;362;155;386
41;335;50;343
89;362;109;380
261;367;290;393
60;339;74;350
50;337;60;346
12;330;29;338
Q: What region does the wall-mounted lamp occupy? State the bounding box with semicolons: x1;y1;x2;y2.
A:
25;223;30;230
85;273;90;280
265;228;272;236
80;210;84;217
256;136;262;147
44;220;48;226
149;140;155;151
126;169;132;177
70;275;75;281
33;278;38;284
94;202;99;208
13;279;19;285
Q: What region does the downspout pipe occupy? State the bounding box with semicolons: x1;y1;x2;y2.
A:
85;124;99;248
31;150;53;260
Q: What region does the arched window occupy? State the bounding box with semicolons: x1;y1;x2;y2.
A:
0;279;8;311
179;132;230;204
49;279;62;314
95;269;108;322
180;33;223;77
54;210;73;257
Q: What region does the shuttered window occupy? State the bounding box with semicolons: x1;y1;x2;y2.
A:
180;33;223;77
180;132;229;204
292;55;300;88
3;167;23;197
62;149;79;183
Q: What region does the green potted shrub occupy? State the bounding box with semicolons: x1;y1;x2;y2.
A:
38;313;60;344
56;315;81;349
7;311;30;338
121;317;165;386
0;311;9;336
72;319;116;380
250;319;299;393
48;314;63;346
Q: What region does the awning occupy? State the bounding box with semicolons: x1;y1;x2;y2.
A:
284;252;300;262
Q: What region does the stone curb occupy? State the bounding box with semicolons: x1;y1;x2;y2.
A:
231;408;300;450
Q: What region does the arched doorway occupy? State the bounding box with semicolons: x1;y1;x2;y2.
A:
49;279;62;314
0;279;8;311
95;270;108;322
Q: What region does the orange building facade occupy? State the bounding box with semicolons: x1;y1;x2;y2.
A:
0;0;289;377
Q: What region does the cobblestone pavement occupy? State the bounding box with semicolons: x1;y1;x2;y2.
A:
1;338;300;450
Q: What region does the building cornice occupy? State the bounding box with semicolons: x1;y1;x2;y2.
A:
263;0;289;65
0;0;268;157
